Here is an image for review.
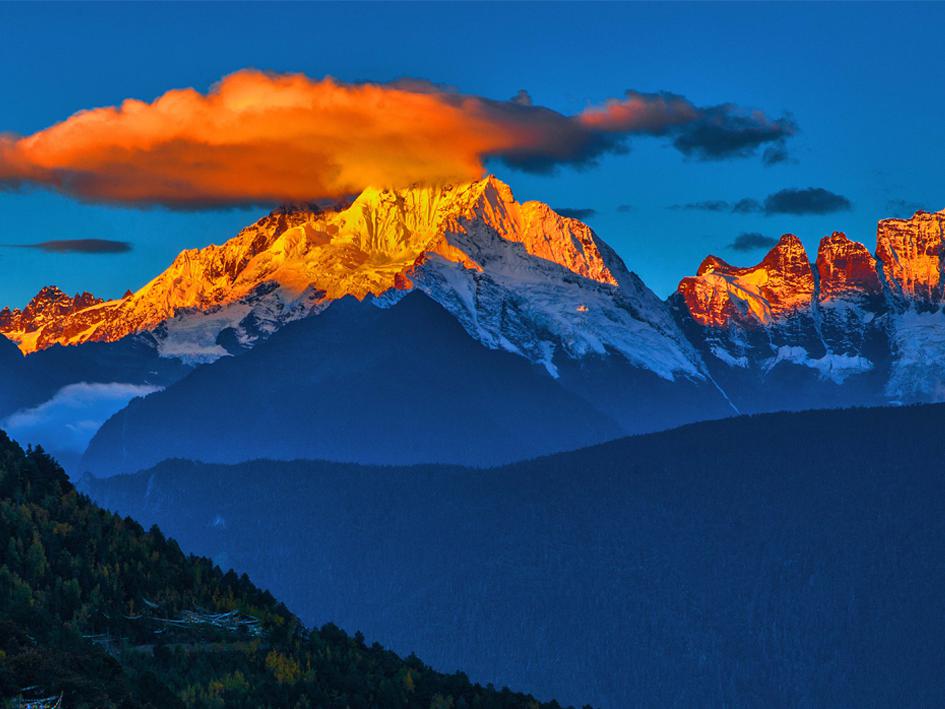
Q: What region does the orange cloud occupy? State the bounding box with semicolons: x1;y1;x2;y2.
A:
0;71;796;208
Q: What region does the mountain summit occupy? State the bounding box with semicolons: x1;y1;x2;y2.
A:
0;176;699;380
677;234;815;327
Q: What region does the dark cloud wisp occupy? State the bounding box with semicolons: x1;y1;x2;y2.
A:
762;142;791;166
733;198;762;214
729;232;778;252
8;239;132;254
496;90;797;174
554;207;597;220
668;104;796;162
670;200;731;212
762;188;852;215
669;187;852;216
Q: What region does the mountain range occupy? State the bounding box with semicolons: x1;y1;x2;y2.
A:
1;176;944;471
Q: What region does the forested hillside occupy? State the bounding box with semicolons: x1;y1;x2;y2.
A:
0;432;568;708
88;404;945;707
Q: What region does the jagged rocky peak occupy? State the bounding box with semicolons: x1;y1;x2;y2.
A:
815;232;881;302
759;234;812;278
695;255;733;277
875;210;945;305
0;286;104;335
676;234;814;327
25;286;101;318
331;176;620;286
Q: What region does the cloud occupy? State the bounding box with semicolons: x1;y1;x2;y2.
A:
554;207;596;220
6;238;131;254
510;89;533;106
733;198;762;214
668;188;850;216
1;382;161;457
762;187;852;215
0;70;797;209
762;142;790;166
728;232;777;252
670;200;731;212
666;104;796;161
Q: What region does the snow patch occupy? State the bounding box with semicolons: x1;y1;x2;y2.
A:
886;308;945;401
766;346;872;384
709;346;748;368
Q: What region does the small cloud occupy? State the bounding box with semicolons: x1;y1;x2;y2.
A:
554;207;596;220
762;187;852;215
7;238;132;254
669;200;731;212
616;203;633;213
670;106;797;161
762;141;790;166
668;188;849;216
510;89;532;106
732;198;762;214
729;232;777;252
885;198;926;218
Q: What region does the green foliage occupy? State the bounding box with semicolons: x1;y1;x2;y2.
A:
0;432;567;708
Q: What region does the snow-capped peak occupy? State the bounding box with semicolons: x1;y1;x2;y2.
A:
0;176;702;380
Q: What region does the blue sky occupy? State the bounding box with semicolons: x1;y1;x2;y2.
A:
1;1;943;305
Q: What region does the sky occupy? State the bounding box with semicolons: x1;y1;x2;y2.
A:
0;1;944;306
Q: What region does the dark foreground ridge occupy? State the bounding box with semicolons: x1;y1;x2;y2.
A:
0;432;572;708
87;403;945;707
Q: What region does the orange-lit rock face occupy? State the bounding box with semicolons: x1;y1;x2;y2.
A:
0;176;619;354
816;232;881;302
677;235;814;327
0;286;105;352
876;211;945;304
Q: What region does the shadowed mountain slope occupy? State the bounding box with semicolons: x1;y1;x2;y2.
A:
86;403;945;707
82;292;733;475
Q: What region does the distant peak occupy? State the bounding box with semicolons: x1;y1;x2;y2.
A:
477;173;514;194
679;233;814;327
760;233;810;270
696;255;734;276
25;285;102;311
32;284;67;299
769;233;805;255
816;231;880;301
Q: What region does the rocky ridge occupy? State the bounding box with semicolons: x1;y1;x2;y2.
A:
674;210;945;402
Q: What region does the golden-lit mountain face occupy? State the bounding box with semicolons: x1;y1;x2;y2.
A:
815;232;882;303
875;211;945;304
677;234;815;327
0;177;619;355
